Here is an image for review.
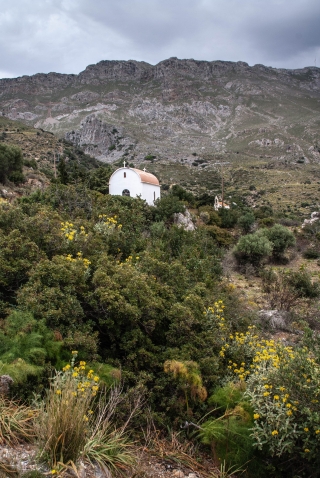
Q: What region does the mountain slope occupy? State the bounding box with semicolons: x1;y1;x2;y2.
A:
0;58;319;165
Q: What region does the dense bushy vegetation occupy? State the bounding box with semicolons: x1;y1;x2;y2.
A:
0;143;24;184
1;169;320;476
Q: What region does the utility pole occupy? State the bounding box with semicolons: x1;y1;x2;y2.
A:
213;162;230;208
53;152;57;179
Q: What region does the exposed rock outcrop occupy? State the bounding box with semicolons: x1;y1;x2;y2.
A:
0;58;320;163
302;211;320;228
65;114;135;162
174;209;196;231
0;375;14;396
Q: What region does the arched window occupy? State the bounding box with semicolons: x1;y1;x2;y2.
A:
122;189;130;197
124;172;126;178
154;191;156;201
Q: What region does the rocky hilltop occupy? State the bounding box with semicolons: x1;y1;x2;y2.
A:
0;58;320;164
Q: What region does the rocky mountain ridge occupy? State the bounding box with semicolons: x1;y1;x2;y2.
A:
1;58;320;164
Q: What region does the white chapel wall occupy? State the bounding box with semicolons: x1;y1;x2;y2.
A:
141;182;160;205
109;169;142;199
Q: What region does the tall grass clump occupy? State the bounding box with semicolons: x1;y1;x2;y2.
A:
36;352;97;466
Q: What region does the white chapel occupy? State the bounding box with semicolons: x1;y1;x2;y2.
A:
109;163;161;205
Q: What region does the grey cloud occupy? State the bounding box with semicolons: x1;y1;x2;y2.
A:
0;0;319;79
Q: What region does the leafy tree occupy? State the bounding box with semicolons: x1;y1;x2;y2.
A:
57;157;69;184
0;143;24;184
87;165;114;194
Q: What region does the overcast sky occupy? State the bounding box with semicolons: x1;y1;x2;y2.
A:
1;0;320;79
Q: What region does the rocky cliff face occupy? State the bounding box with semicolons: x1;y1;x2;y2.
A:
1;58;320;163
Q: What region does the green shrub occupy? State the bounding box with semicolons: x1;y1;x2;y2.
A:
287;268;320;298
153;195;185;222
258;217;275;228
200;384;254;471
233;232;273;267
303;248;320;259
261;224;296;260
170;184;194;203
198;206;221;226
218;208;238;228
208;383;245;411
205;225;234;247
238;212;255;234
0;310;62;367
87;165;113;195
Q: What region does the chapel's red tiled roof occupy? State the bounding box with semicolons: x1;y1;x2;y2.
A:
132;168;160;186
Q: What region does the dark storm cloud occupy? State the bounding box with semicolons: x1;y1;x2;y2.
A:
0;0;319;79
244;0;320;62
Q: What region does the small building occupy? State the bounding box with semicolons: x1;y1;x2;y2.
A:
214;196;230;211
109;164;160;205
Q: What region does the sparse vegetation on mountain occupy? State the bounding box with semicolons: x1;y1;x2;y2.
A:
1;63;320;474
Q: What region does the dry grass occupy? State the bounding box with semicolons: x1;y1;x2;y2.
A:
0;397;37;446
138;415;216;478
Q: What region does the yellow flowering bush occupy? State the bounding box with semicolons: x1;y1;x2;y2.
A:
94;214;122;236
63;252;91;274
60;221;88;242
205;300;228;337
245;346;320;464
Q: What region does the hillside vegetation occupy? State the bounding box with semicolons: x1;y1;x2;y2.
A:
1;127;320;477
1;54;320;474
